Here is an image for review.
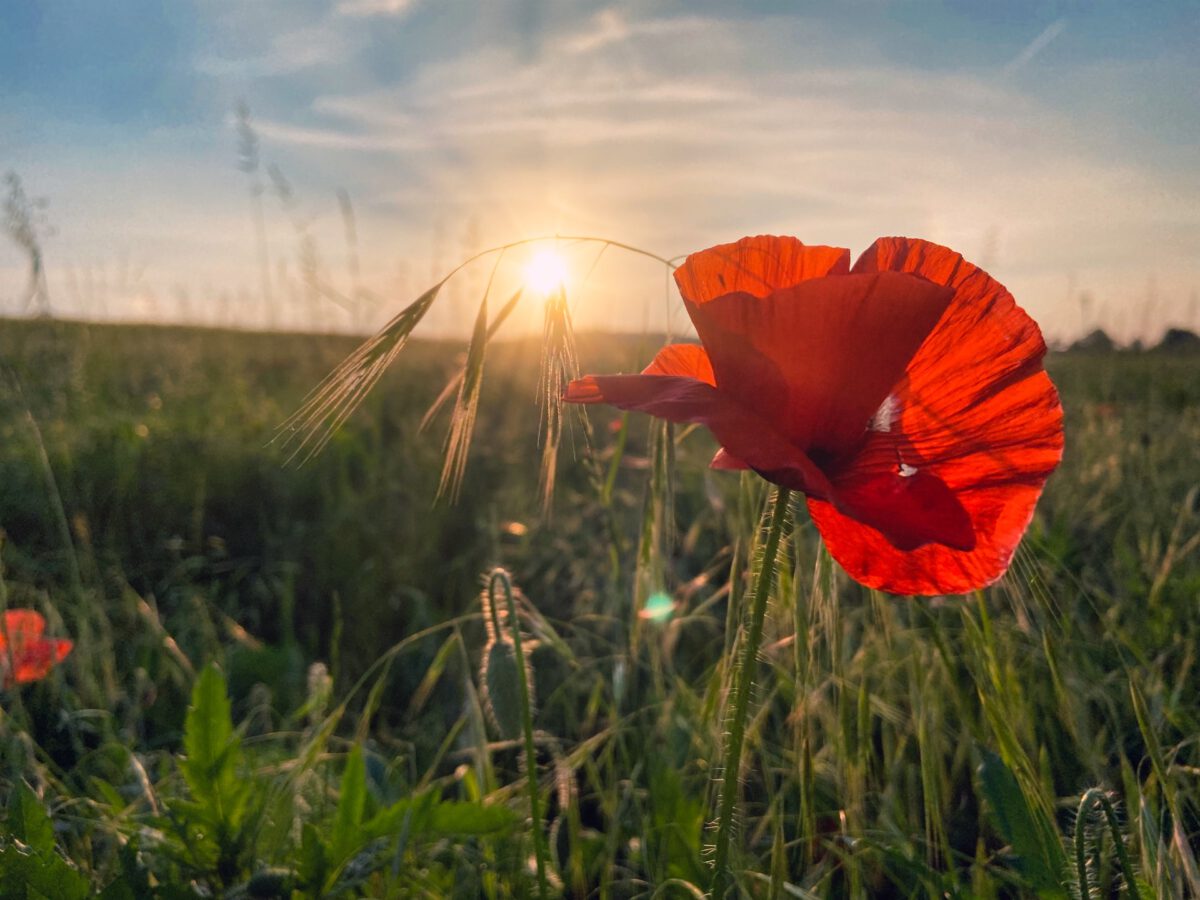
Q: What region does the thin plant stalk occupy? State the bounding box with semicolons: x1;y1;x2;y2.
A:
711;485;792;895
8;376;83;598
1076;787;1139;899
490;569;549;899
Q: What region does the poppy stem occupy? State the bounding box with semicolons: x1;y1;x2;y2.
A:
711;485;792;895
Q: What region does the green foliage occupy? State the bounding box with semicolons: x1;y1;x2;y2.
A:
362;790;516;839
978;750;1069;897
0;783;90;900
175;663;253;884
331;744;368;866
1;321;1199;897
5;781;55;853
182;664;247;822
289;746;517;896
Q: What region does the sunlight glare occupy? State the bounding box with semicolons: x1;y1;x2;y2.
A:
524;249;569;296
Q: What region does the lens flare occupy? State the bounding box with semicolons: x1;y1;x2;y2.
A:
524;249;568;296
639;591;675;623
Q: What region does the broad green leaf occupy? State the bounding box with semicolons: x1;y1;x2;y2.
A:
98;841;153;900
6;783;54;855
182;664;237;799
331;745;368;864
0;843;91;900
363;793;516;840
96;878;136;900
180;663;248;830
978;750;1068;898
297;822;328;890
89;777;126;813
362;790;437;842
428;800;517;835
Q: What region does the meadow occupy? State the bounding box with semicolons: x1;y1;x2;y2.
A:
0;316;1198;898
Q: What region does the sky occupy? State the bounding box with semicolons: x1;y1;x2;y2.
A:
1;0;1198;343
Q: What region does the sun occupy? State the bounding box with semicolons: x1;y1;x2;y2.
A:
524;248;569;296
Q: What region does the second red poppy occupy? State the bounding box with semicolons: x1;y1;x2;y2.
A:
1;608;73;689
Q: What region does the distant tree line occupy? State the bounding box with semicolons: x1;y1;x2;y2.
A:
1067;326;1200;353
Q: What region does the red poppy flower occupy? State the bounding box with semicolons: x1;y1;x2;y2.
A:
564;235;1063;595
0;609;73;688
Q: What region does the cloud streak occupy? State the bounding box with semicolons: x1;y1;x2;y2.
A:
1004;18;1067;75
335;0;418;18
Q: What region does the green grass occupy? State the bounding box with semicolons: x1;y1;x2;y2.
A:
1;317;1198;897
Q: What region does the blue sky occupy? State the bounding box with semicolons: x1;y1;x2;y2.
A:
2;0;1197;340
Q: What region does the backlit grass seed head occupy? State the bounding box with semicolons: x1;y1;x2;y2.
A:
536;285;579;512
480;579;503;645
479;572;541;650
479;573;537;741
280;235;673;507
305;661;332;723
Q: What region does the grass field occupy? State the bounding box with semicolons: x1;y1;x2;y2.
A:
1;316;1198;898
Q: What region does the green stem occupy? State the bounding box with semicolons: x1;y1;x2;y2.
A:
491;569;549;899
1075;789;1093;899
1076;787;1140;899
711;486;792;896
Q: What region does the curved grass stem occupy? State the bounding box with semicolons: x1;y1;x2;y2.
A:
711;485;792;896
490;569;550;899
1076;787;1139;899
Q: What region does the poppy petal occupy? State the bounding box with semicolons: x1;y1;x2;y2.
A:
674;235;850;305
687;272;954;455
641;343;715;384
852;236;1053;409
831;469;975;552
809;474;1050;595
710;448;750;470
0;609;46;650
809;237;1064;594
12;638;72;684
616;343;741;470
564;374;833;497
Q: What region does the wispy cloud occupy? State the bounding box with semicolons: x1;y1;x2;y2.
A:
1004;19;1066;75
561;8;630;54
196;21;357;78
335;0;418;18
231;9;1196;338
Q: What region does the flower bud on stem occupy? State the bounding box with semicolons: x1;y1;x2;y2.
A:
487;568;549;899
